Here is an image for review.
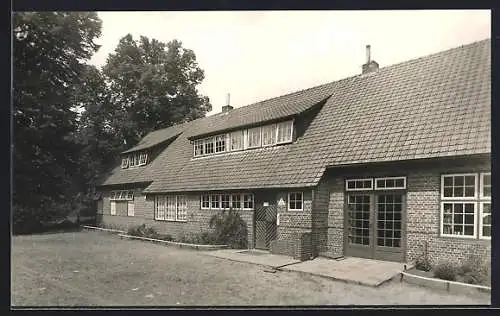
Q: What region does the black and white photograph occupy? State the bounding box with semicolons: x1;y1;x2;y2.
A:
12;10;492;307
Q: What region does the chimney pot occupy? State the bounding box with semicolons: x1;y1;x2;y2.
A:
222;92;233;113
362;44;379;75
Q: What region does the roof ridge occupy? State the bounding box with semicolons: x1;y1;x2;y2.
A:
208;37;490;115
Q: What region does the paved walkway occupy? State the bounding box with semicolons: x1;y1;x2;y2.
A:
281;257;408;287
204;250;408;287
203;249;301;269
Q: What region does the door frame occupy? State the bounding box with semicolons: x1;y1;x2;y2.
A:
343;190;407;262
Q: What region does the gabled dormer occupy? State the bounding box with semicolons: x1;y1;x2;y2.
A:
121;150;149;169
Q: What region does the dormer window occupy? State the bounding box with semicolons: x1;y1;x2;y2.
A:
122;151;148;168
193;119;294;158
277;120;293;144
215;135;226;153
121;157;129;169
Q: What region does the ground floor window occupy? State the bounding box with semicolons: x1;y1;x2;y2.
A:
109;190;135;216
155;195;187;221
440;172;491;240
200;193;254;210
288;192;303;211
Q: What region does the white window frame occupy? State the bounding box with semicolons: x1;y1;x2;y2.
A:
262;123;277;147
194;139;205;157
110;201;116;215
247;126;262;149
138;152;148;166
220;194;231;209
201;194;210;209
440;202;477;239
204;137;215;155
211;194;220;209
121;157;129;169
129;154;136;167
242;194;254;210
276;120;293;144
230;130;244;151
479;202;491;240
480;172;491;200
176;195;187;221
215;135;227;153
288;192;303;211
154;195;187;222
374;176;406;190
345;178;374;191
231;194;242;210
441;173;478;200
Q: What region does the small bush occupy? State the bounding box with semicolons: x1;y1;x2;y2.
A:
457;256;490;285
209;208;248;249
433;262;458;281
128;224;159;239
415;257;432;272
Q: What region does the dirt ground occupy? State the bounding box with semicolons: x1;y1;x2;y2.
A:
11;231;491;306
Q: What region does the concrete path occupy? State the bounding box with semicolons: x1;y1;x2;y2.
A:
203;249;301;269
280;257;408;287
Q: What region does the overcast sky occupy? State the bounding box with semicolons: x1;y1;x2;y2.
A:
88;10;490;116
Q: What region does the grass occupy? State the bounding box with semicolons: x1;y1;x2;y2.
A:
11;231;491;306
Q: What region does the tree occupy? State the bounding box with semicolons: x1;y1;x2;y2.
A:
13;12;102;233
102;35;211;146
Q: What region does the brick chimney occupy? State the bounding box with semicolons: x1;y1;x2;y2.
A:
221;93;233;113
362;45;379;74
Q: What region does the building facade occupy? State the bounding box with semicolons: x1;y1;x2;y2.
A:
97;39;491;265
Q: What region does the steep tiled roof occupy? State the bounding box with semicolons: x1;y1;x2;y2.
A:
122;123;186;154
187;89;333;139
101;39;491;192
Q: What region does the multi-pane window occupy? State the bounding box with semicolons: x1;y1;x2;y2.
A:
346;179;373;191
247;127;262;148
194;139;204;156
231;194;241;209
441;202;476;237
215;135;226;153
441;174;477;199
243;194;254;209
375;177;406;190
480;202;491;239
192;120;294;157
440;173;491;239
230;131;244;151
122;151;148;168
347;195;370;245
155;195;187;221
121;157;129;169
201;194;210;209
110;190;135;216
205;137;215;154
480;172;491;239
262;124;276;146
221;194;231;209
211;194;220;209
288;192;303;211
200;193;254;210
277;120;293;143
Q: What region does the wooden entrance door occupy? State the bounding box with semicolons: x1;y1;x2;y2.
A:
345;193;405;262
255;204;277;250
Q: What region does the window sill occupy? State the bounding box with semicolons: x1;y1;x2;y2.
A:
439;234;484;240
154;219;187;223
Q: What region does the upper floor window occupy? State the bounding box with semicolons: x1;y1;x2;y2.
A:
122;151;148;169
277;120;293;143
262;124;276;146
247;127;262;148
230;131;244;151
215;135;226;153
193;119;294;158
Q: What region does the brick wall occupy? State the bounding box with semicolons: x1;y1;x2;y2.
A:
276;190;313;241
319;154;491;265
100;188;254;248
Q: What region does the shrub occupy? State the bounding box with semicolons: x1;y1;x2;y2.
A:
128;224;159;239
457;255;490;285
415;257;432;272
433;261;458;281
209;208;248;249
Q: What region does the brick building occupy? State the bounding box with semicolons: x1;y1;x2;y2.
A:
97;39;491;265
